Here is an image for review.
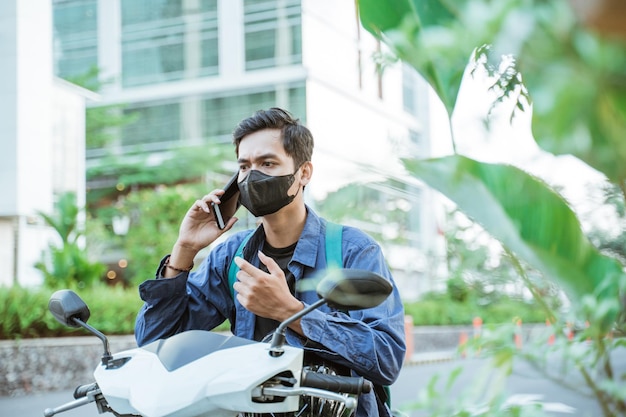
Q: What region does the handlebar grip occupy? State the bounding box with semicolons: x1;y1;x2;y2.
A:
73;382;98;399
301;370;372;395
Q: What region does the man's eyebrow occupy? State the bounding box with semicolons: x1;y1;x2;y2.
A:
237;153;279;163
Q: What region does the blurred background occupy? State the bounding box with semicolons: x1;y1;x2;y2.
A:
2;2;625;414
0;0;449;296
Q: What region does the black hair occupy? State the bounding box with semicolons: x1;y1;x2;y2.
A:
232;107;314;169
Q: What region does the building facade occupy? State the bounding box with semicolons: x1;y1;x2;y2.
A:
0;0;98;286
51;0;446;298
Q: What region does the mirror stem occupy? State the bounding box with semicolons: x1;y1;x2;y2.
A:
73;317;113;365
269;299;326;357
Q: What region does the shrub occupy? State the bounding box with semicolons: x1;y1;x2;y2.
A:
1;282;545;339
35;192;106;288
404;294;548;326
0;284;231;340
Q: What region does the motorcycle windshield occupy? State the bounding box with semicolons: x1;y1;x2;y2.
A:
141;330;257;371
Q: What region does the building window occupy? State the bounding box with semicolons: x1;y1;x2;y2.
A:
201;84;306;140
119;84;305;148
122;102;181;146
243;0;302;71
53;0;99;79
202;91;276;139
121;0;218;87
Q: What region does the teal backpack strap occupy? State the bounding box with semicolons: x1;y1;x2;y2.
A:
325;221;343;268
228;231;254;299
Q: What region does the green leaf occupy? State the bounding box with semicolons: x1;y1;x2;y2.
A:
358;0;461;114
357;0;522;118
358;0;414;33
403;155;623;328
358;0;626;184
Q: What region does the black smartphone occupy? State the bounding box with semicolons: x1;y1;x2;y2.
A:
211;201;226;229
212;172;240;230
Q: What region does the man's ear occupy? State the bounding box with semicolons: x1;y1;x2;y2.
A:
299;161;313;186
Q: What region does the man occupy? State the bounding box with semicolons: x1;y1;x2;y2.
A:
135;108;406;416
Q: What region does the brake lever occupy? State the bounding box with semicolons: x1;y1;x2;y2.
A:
44;387;101;417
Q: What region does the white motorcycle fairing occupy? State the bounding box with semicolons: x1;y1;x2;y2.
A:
94;330;303;417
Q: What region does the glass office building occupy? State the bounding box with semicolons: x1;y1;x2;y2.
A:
52;0;446;298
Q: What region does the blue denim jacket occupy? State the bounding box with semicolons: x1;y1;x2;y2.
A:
135;207;406;416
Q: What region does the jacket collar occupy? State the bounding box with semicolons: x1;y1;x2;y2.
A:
242;205;322;271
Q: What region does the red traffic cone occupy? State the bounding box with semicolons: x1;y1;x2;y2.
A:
514;319;523;349
546;319;555;346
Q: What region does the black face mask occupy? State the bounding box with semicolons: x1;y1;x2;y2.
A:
238;169;299;217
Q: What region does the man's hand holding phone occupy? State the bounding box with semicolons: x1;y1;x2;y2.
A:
172;173;241;255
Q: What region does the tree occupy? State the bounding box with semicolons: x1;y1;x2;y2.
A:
356;0;626;415
34;192;106;288
117;184;208;286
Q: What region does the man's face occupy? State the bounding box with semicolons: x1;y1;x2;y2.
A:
237;128;298;181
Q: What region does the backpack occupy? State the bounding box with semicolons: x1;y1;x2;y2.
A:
226;221;391;409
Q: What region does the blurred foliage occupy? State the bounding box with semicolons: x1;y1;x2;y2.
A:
34;192;106;289
0;284;229;339
586;182;626;265
403;156;623;323
356;0;626;336
85;142;232;208
404;285;547;326
119;184;208;285
314;179;419;245
87;172;248;286
442;207;562;303
357;0;626;415
1;280;538;339
358;0;626;185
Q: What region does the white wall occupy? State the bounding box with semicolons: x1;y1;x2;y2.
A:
301;1;408;198
0;1;19;216
0;1;89;286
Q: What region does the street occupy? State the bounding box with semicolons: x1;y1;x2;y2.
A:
391;356;602;417
0;353;611;417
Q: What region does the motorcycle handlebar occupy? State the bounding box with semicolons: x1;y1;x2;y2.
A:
44;384;101;417
73;382;98;399
301;369;372;396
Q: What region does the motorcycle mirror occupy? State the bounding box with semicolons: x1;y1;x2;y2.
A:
48;289;113;365
316;268;392;311
48;289;91;328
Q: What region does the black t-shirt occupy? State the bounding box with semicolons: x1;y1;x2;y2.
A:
253;240;297;342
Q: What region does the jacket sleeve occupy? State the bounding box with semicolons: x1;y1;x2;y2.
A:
286;229;406;386
134;238;242;347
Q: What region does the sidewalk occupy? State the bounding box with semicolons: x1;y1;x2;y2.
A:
405;349;458;366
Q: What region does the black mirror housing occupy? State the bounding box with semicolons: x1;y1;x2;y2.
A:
48;290;91;328
316;269;392;311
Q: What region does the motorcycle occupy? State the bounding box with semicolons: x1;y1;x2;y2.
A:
44;268;393;417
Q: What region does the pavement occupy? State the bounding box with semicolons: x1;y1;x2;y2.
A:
405;349;458;366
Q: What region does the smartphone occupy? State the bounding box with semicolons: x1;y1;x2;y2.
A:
211;202;226;229
212;172;240;230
